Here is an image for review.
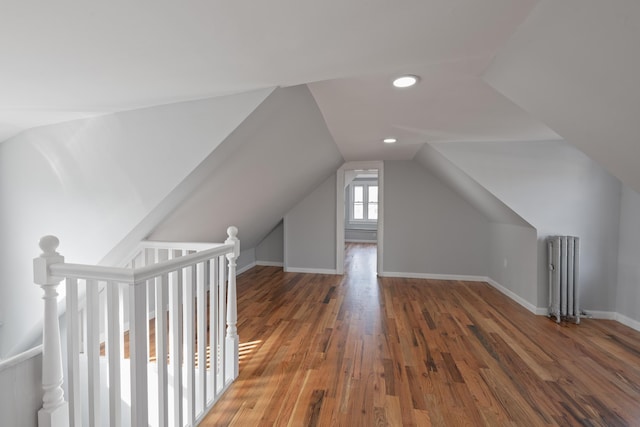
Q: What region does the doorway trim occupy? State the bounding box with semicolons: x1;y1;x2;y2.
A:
336;161;384;275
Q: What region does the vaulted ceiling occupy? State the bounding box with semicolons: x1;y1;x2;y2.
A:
1;1;639;192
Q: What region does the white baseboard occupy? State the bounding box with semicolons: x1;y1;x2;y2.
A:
484;278;543;315
584;310;616;320
615;312;640;331
242;264;640;333
237;262;256;275
380;271;487;282
380;272;544;316
256;261;284;267
284;267;339;275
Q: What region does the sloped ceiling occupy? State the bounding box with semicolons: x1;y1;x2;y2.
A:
0;87;273;356
0;0;543;163
414;144;531;227
147;85;344;249
484;0;640;193
310;67;559;161
3;1;637;188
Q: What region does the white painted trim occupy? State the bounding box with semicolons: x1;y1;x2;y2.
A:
380;271;488;282
0;345;42;371
484;278;542;315
336;168;345;275
283;212;290;272
381;271;640;331
346;179;378;223
615;312;640;332
284;267;339;275
379;273;546;316
584;310;616;320
256;261;284;267
345;239;377;243
377;165;385;276
336;161;384;276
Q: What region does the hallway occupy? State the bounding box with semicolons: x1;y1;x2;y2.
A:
202;244;640;426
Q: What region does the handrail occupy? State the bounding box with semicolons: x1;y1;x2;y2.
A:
34;226;241;427
49;242;235;284
117;240;225;269
0;344;43;372
138;241;226;251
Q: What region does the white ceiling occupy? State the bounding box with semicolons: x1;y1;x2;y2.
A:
5;0;637;194
0;0;550;158
484;0;640;193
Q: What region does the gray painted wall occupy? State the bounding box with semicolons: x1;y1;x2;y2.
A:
256;221;284;264
434;140;622;311
489;223;538;307
616;187;640;322
414;144;537;308
383;160;490;276
414;144;531;227
237;248;256;273
284;174;337;272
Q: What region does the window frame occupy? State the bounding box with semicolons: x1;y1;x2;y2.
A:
348;180;378;224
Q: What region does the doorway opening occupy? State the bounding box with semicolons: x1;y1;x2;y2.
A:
336;161;384;276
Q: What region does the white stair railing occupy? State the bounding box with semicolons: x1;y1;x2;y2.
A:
34;227;240;427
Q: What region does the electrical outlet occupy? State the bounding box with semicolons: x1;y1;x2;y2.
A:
503;258;508;268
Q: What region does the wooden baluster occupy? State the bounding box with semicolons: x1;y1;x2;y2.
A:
225;226;240;382
145;248;156;369
86;280;100;426
197;261;207;411
218;255;226;387
209;258;218;397
156;250;169;427
169;251;183;426
65;277;81;427
184;264;196;425
129;281;149;426
33;235;69;427
106;282;122;427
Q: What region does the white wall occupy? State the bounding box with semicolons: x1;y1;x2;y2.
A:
148;85;344;250
284;174;337;273
0;89;272;357
256;221;284;265
484;0;640;194
616;187;640;324
434;140;622;311
382;160;490;277
0;349;42;427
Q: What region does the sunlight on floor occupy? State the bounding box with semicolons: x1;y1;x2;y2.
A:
239;340;262;361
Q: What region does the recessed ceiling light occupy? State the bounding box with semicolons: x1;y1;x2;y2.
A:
393;75;419;88
383;138;397;144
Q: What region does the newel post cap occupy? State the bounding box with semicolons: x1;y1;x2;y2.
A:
39;235;60;255
225;226;240;258
34;235;65;286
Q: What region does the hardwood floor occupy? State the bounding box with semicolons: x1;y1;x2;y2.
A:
201;243;640;426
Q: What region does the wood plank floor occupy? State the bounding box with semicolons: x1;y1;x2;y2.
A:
201;243;640;426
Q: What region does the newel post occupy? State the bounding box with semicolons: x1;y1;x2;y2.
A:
33;236;69;427
224;226;240;381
